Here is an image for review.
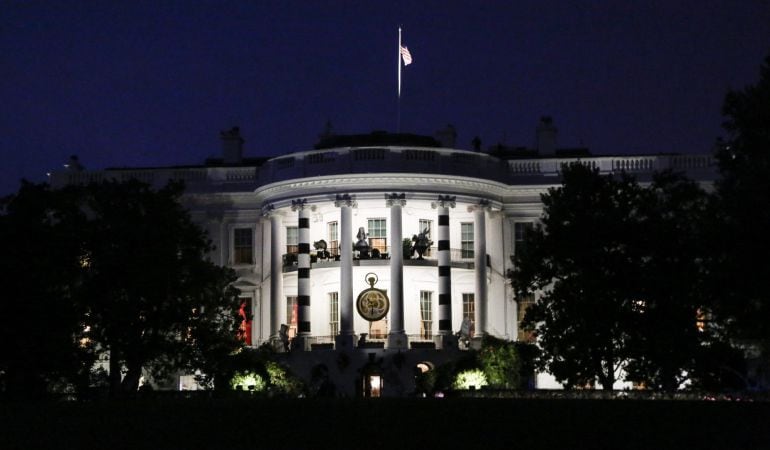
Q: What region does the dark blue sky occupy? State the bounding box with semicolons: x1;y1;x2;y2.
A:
2;1;769;195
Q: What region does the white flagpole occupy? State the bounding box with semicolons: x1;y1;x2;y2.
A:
397;26;402;132
398;27;402;98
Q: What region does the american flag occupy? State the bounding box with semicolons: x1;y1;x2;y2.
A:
400;45;413;66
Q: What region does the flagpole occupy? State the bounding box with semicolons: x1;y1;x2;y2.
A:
397;26;402;133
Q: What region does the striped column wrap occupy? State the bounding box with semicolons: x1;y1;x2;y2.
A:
297;208;311;335
437;206;452;334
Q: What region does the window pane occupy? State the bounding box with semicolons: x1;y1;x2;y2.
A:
462;293;475;337
514;222;534;254
461;223;474;258
328;222;339;257
418;219;432;238
420;291;432;339
286;226;298;245
286;226;298;254
286;296;298;338
367;218;386;238
517;294;535;343
234;228;253;264
329;292;339;336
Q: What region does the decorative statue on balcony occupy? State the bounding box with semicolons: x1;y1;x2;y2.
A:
355;227;370;258
410;227;433;260
314;239;330;260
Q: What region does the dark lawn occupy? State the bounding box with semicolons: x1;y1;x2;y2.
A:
1;397;768;450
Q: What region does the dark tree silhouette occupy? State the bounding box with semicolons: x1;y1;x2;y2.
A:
713;53;770;348
78;180;243;395
513;165;719;390
625;171;714;391
512;164;646;389
0;182;94;397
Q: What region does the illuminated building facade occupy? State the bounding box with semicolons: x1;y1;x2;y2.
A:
52;123;717;395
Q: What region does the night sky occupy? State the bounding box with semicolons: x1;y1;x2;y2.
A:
2;1;769;196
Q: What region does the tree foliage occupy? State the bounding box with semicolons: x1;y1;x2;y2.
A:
513;164;647;389
513;164;715;390
0;179;244;398
79;180;243;395
625;172;714;390
713;53;770;344
0;182;94;397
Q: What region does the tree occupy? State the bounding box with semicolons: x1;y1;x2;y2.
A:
478;336;521;389
625;171;714;391
713;52;770;346
513;164;646;389
79;180;243;395
0;182;94;398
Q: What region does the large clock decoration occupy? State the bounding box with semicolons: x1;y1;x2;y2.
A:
356;273;390;322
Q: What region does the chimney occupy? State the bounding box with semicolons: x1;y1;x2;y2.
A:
221;126;244;164
434;124;457;148
64;154;84;172
536;116;557;156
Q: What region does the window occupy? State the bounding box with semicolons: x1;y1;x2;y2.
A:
238;297;253;345
368;218;387;253
418;219;433;257
418;219;432;238
233;228;253;264
462;293;475;337
286;296;298;338
461;223;474;259
514;222;534;254
329;292;339;336
369;289;388;339
517;294;535;343
286;226;298;255
420;291;433;340
328;221;339;257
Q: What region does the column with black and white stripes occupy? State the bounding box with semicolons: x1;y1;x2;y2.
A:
292;199;313;350
432;195;456;348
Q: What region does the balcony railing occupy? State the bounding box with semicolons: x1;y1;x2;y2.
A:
282;246;481;269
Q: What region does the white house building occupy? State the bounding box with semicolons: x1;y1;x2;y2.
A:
51;121;717;395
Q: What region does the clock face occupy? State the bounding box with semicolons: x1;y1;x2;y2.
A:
356;288;390;321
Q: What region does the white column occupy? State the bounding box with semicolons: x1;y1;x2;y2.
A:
386;193;407;349
471;201;488;338
265;205;284;344
335;194;356;350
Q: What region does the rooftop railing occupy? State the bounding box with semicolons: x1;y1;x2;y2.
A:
51;148;717;191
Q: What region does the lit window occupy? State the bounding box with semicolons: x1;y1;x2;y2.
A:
286;296;298;338
368;288;388;339
461;223;474;259
462;293;475;337
233;228;253;264
238;297;253;345
420;291;433;339
286;226;298;254
368;218;387;253
328;221;339;257
517;294;535;343
418;219;433;257
329;292;339;336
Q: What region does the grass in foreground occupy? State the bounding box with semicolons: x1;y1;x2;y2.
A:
1;397;768;450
